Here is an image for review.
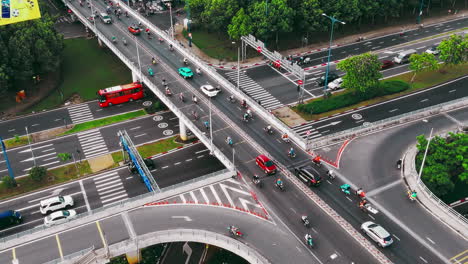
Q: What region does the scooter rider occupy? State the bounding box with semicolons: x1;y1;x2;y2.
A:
196;68;201;75
301;215;309;226
282;133;289;142
359;199;368;209
408;190;417;200
241;99;247;108
226;136;233;146
356;188;366;199
183;58;188;65
152;57;156;65
243;112;249;122
276;178;283;186
305;234;313;245
289;147;295;157
246;109;252;118
192;95;198;104
265;125;272;133
165;87;172;95
327;169;335;180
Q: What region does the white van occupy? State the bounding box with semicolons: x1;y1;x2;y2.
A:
393;49;417;64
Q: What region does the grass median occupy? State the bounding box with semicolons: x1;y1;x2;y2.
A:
0;136;184;200
294;63;468;121
3;135;32;149
60;110;147;136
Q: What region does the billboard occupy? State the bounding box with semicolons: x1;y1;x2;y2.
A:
0;0;41;26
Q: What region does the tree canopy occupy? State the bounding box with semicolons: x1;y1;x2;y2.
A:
336;52;382;94
0;14;64;93
438;34;468;65
408;53;439;83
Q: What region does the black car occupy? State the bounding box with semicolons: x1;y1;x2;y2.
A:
128;158;156;173
318;71;339;86
294;166;322;186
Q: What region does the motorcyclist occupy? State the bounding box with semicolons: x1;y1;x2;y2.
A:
241;99;247;108
305;234;313;245
301;215;309;226
281;133;289;142
192;95;198;104
359;199;368;209
183;58;188;65
179;92;184;102
409;190;417;199
204;121;210;130
265;125;272;133
147;67;154;76
243;112;249;122
169;44;173;51
312;155;321;165
246;109;252;118
122;37;127;45
196;68;201;75
112;36;117;43
356;188;366;199
226;136;233;146
165;87;172;95
276;178;283;186
152;57;156;65
253;174;260;183
289;147;295;157
228;94;235;102
327;169;335;179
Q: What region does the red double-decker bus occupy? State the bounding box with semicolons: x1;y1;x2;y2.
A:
97;82;144;107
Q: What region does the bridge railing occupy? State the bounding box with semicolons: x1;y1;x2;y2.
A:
0;169;233;249
115;0;307;150
63;0;235;171
43;246;95;264
311;95;468;148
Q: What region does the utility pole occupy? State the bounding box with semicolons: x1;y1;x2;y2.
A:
322;13;345;95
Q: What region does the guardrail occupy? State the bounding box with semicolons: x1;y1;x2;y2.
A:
64;0;235;172
114;0;307;150
43;246;95;264
0;169;233;249
312;95;468;148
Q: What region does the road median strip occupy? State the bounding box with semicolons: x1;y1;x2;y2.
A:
0;136;186;201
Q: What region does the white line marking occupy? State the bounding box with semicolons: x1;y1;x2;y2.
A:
197;155;204;159
162;166;169;169
419;256;428;263
189;191;198;203
426;237;435;244
129;126;141;130
179;194;186;203
209;185;222;204
126;177;133;180
195;149;209;154
389;109;398;113
185;159;192;162
174;162;181;165
134;133;146;138
79;180;91;212
200;188;210;204
392;234;400;241
420;99;429;102
449;89;456;93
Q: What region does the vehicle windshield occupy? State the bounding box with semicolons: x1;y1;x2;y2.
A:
205;86;215;91
265;160;274;167
62;211;70;216
103;15;110;19
58;196;64;202
98;95;107;102
384;236;392;242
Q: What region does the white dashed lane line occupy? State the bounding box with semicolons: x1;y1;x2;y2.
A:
420;99;429;102
389;109;398;113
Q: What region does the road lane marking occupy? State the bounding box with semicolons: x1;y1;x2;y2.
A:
179;194;186;203
79;180;91;212
209;185;222;204
129;126;141;130
419;256;428;263
443;113;463;126
174;162;181;165
420;99;429;102
134;133;146;138
195;149;209;154
31;124;39;127
8;129;15;132
366;179;402;196
189;191;198;203
12;248;16;260
392;234;400;241
197;155;204;159
200;188;209;204
185;158;192;162
96;221;107;249
346;197;352;202
368;214;375;220
56;234;64;260
449;89;456;93
162;166;169;169
389;108;398;113
125;176;133;180
426;237;436;244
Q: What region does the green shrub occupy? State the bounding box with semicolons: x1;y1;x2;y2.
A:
2;175;17;189
380;80;410;95
57;153;72;161
29;166;47;182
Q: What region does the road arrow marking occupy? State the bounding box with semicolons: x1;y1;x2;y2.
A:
172;216;192;222
316;121;342;130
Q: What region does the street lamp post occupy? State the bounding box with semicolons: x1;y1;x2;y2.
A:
209;97;213;153
134;36;142;80
168;3;174;39
322;13;345;94
232;42;240;90
417;128;433;183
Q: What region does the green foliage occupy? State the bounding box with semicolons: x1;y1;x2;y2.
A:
140;244;165;264
203;0;239;32
408;53;439;83
0;14;64;92
438;35;468;65
14;134;20;142
298;0;324;34
337;53;383;94
1;176;17;189
108;255;128;264
228;8;253;40
416;133;468;197
297;80;409;114
57;153;72;161
29;166;47;182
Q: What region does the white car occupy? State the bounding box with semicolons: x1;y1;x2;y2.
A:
425;45;440;55
40;195;74;215
327;77;343;90
44;210;77;227
200;85;221;97
361;221;393;248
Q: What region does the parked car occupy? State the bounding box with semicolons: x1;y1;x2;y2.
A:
361;221;393;248
44;210;77;227
256;155;277;175
0;210;22;230
200;85;221;97
128;25;141;35
318;71;339;86
327;77;343;90
178;67;194;79
425;45;440;55
99;12;112;24
40;196;74;215
294;166;322;187
380;60;394;70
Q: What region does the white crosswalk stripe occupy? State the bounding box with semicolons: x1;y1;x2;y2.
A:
77;130;108;159
68;104;94;124
291;122;322;139
225;71;284;110
93;171;128;205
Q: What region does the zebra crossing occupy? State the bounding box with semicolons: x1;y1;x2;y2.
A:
291;122;322;140
161;178;266;216
225;71;284;111
56;16;72;24
77;129;109;159
93;171;128;206
68;104;94;124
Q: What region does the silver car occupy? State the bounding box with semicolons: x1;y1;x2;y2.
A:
361;221;393;247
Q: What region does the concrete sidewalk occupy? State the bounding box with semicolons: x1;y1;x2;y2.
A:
403;145;468;239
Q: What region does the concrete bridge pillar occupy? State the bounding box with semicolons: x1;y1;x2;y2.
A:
132;71;140;82
179;119;188;141
125;249;141;264
97;37;103;48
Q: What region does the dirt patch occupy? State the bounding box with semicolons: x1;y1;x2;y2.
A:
273;107;306;127
88;154;114;173
31;126;73;142
64;93;84;106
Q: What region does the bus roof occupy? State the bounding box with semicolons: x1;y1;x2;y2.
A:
100;82;142;94
0;210;14;218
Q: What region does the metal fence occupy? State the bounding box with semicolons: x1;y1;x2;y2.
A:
312;95;468;148
43;247;95;264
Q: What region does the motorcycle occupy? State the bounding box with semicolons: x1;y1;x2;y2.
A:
226;137;233;147
228;226;243;238
165;88;172;96
148;68;154;77
152;58;157;65
326;170;336;181
242;115;249;123
396;159;402;170
340;184;351;195
301;216;310;228
288;151;296;158
192;96;198;104
253;178;263;188
275;181;285;191
407;190;417;202
264;127;273;135
305;235;314;248
359;202;379;215
122;38;127;46
179;93;185;102
281;136;290;143
227;96;236;103
312;158;321;167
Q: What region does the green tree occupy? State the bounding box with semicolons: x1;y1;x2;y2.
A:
249;0;295;47
438;34;468;65
203;0;239;32
408;53;439;83
184;0;209;24
1;175;17;189
227;8;253;40
336;52;382;94
298;0;324;38
29;166;47;182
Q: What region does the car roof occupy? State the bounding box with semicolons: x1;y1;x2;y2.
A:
0;210;15;218
301;166;320;175
49;210;66;217
41;196;62;205
371;225;391;238
257;154;269;161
